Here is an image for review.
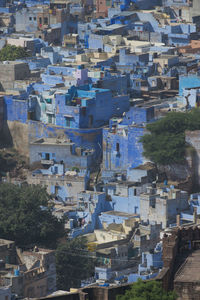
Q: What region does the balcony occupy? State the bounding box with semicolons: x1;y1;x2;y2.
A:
41;159;54;165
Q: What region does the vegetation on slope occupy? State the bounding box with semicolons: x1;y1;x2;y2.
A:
0;183;65;248
116;280;177;300
56;237;95;290
0;45;30;61
141;109;200;165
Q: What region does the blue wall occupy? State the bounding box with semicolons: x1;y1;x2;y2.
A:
119;49;149;66
179;75;200;96
121;106;154;125
55;87;129;129
111;195;140;214
70;193;112;238
0;0;6;7
28;120;103;160
103;125;145;171
100;210;138;225
4;95;28;123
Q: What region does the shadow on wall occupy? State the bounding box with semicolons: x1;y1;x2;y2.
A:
1;120;29;157
187;145;200;192
0;121;13;149
0;82;4;92
0;97;13;148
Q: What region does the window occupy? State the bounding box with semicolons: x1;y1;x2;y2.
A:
34;17;36;21
45;153;50;160
48;114;53;124
152;80;156;87
82;107;86;116
89;115;93;127
134;189;136;196
39;17;42;25
150;198;155;208
29;17;32;21
46;98;52;104
55;185;59;195
65;117;71;127
44;17;48;25
116;142;120;152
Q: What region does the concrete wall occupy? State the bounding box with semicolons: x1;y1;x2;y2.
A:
0;63;30;82
16;8;38;32
140;189;188;228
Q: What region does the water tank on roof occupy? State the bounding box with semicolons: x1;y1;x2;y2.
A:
164;179;168;186
14;269;20;276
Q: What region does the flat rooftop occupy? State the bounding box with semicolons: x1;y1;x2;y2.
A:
133;162;155;171
0;239;14;245
0;61;27;65
174;250;200;283
101;211;138;218
30;138;73;146
79;190;105;195
98;24;125;31
154;55;178;59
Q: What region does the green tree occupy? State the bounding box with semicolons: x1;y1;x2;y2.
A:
0;45;30;61
0;183;65;248
141;109;200;165
56;237;95;290
116;280;177;300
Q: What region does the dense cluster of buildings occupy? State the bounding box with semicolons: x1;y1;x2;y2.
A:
1;0;200;299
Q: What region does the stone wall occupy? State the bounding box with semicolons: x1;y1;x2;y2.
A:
0;62;30;91
185;130;200;187
2;121;29;157
160;225;200;292
1;120;102;164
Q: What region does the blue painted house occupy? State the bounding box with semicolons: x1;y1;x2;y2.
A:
102;105;154;172
179;75;200;96
69;191;112;238
55;85;129;129
3;94;37;123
